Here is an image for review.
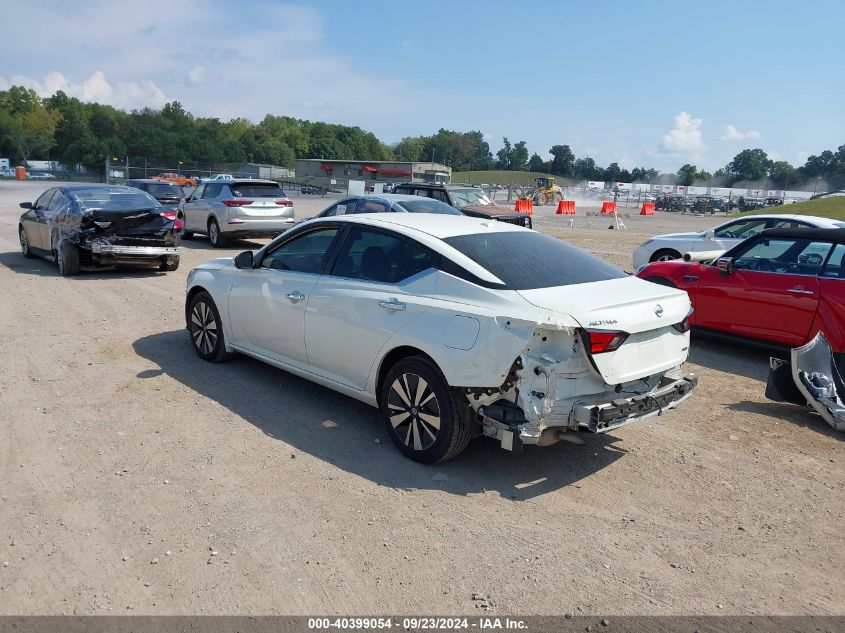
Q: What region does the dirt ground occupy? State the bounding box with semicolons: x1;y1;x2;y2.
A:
0;180;842;616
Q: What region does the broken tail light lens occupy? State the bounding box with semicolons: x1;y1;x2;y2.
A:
223;200;253;207
672;308;694;333
585;329;629;354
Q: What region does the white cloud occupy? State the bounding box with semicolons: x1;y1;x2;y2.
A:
185;66;206;86
720;124;760;141
660;111;704;153
0;70;168;110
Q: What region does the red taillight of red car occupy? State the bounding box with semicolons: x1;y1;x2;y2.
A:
585;329;629;354
223;200;253;207
275;199;293;206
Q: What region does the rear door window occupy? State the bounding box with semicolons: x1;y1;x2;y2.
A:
821;244;845;278
329;226;438;283
202;184;223;199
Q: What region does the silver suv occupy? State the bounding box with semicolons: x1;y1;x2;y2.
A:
181;179;294;247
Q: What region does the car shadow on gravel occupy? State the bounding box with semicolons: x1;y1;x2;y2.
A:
727;400;844;439
178;238;269;251
133;330;627;500
688;336;775;382
0;251;167;278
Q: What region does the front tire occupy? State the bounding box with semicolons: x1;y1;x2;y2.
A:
379;356;471;463
208;218;226;248
187;291;234;362
57;240;80;276
19;226;34;258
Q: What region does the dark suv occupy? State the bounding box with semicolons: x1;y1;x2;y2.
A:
125;179;186;211
392;183;532;228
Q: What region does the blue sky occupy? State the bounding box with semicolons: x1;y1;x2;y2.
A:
1;0;843;173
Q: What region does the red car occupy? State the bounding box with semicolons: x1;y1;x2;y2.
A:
636;227;845;353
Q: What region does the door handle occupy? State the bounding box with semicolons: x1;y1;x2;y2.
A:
787;288;814;295
285;291;305;302
683;275;699;282
378;299;406;311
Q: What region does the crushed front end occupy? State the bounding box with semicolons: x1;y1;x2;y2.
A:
70;209;180;268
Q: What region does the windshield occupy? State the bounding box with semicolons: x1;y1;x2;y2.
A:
230;183;286;198
444;231;626;289
142;183;183;197
395;198;462;215
70;188;162;210
449;188;492;209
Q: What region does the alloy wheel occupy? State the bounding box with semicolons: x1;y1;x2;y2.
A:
387;373;441;451
190;301;219;355
209;222;219;245
19;228;28;255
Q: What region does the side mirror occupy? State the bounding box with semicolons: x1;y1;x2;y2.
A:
704;229;715;239
716;256;734;274
234;250;254;269
19;202;32;209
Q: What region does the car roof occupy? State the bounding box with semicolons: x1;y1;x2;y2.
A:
730;214;843;227
759;227;845;242
352;193;442;203
308;211;526;239
126;179;181;184
57;184;142;192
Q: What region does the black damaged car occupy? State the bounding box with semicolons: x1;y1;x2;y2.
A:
18;185;181;276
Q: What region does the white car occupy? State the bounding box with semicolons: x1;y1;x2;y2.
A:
633;214;845;270
186;214;697;463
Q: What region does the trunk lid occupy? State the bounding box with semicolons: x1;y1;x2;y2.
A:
517;277;691;384
88;208;177;244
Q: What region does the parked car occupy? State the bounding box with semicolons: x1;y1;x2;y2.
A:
316;194;461;218
632;214;845;270
18;185;181;276
125;178;185;211
209;174;234;181
29;172;56;180
185;214;697;463
152;172;198;187
392;183;532;229
637;227;845;355
181;179;294;247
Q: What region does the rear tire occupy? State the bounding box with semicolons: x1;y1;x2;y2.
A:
19;226;34;258
649;248;682;263
57;240;80;277
208;218;226;248
160;256;180;272
187;291;234;362
379;356;471;463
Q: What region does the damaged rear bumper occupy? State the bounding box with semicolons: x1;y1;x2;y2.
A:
572;373;698;433
88;244;180;256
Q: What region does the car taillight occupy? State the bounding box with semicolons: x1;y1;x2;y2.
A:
672;308;694;333
174;219;184;230
275;199;293;206
584;329;629;354
223;200;252;207
160;211;177;220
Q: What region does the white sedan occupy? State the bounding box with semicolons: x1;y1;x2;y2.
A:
632;214;845;270
186;214;698;463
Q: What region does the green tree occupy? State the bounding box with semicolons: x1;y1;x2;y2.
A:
255;139;295;167
495;137;512;169
725;148;772;183
676;163;700;186
7;106;62;162
549;144;574;176
527;153;546;172
511;141;528;171
768;161;798;188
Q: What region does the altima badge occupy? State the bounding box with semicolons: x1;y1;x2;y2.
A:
655;304;664;317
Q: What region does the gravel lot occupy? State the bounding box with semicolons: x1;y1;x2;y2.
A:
0;180;842;615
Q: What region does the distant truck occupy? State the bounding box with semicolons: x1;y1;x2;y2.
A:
152;172;198;187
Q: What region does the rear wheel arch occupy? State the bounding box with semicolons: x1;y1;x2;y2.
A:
375;346;438;405
650;248;682;262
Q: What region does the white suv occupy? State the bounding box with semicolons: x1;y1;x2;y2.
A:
181;179;294;247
